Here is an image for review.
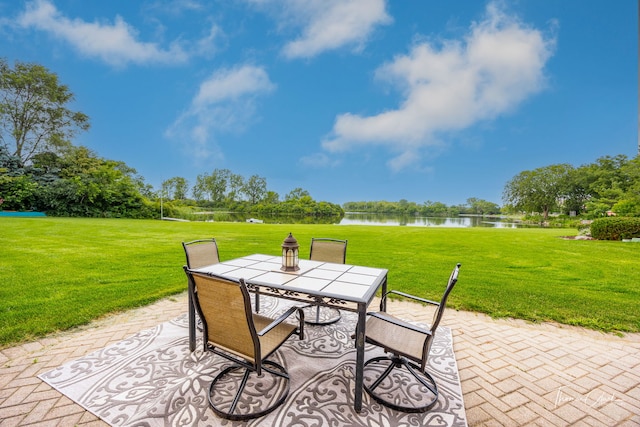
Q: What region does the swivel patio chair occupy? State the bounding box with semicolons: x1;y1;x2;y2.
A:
183;238;221;332
362;263;461;412
302;238;347;325
184;267;305;421
182;237;264;314
182;238;220;269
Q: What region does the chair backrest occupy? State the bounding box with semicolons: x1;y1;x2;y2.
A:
429;263;461;334
182;238;220;269
186;269;259;364
309;238;347;264
411;263;460;370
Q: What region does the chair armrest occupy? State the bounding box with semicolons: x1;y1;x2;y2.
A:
367;311;431;336
382;290;440;308
257;306;304;336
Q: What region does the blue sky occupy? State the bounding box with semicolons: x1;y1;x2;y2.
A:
1;0;637;206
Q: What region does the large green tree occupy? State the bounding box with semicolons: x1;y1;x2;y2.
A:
577;155;631;206
607;155;640;216
162;177;189;200
0;59;90;165
192;168;245;205
503;164;574;220
243;174;267;204
224;170;244;204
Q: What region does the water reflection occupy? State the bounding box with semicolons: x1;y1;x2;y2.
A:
179;211;525;227
339;213;523;228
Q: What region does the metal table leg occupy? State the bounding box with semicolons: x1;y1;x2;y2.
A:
355;274;387;411
354;301;366;412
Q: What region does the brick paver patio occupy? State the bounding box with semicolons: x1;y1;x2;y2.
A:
1;292;639;426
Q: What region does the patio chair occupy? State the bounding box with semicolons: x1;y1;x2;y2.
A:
182;238;220;269
182;237;264;313
182;238;221;332
184;267;305;421
362;263;461;412
302;238;347;325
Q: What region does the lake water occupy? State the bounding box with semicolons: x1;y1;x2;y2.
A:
185;211;526;227
338;213;524;228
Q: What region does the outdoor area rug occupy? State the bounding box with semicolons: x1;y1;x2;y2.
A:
39;297;467;427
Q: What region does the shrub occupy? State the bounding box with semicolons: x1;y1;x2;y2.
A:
590;217;640;240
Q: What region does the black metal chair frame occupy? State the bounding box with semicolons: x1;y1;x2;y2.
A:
185;267;304;421
363;263;461;413
303;237;348;325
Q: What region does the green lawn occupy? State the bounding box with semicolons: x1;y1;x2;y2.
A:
1;217;639;348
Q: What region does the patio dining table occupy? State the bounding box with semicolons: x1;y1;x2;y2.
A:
190;253;388;413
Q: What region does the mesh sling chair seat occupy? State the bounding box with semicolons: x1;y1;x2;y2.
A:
184;267;304;421
363;263;461;413
302;238;348;325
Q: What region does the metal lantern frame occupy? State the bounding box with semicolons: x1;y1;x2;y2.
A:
281;233;300;272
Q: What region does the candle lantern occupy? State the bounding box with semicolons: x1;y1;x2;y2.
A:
281;232;300;272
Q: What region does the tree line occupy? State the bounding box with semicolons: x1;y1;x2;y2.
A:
161;170;343;219
343;198;501;217
0;141;344;219
0;140;344;219
503;155;640;220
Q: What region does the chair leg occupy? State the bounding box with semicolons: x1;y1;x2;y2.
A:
229;368;252;415
405;359;437;396
368;356;397;391
363;355;439;413
208;361;290;421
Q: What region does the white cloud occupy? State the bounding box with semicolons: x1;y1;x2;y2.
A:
193;65;275;106
166;65;275;161
299;152;341;168
144;0;205;15
249;0;392;59
194;24;225;57
15;0;191;66
322;1;555;171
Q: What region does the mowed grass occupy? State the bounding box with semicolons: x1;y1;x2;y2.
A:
1;217;639;347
